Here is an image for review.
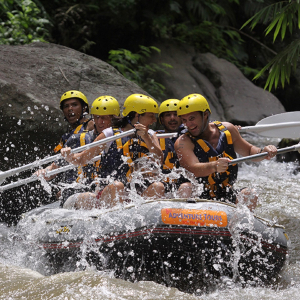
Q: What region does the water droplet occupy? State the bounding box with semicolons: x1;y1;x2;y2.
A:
127;266;134;272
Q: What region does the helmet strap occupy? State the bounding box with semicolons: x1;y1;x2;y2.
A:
126;116;135;128
94;123;100;135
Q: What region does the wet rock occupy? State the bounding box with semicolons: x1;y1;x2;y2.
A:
276;138;300;164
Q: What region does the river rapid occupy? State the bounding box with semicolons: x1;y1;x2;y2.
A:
1;135;300;299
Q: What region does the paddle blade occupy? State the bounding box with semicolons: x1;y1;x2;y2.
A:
256;112;300;139
239;111;300;139
257;111;300;125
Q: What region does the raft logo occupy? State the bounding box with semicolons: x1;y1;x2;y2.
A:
161;208;228;227
56;226;71;234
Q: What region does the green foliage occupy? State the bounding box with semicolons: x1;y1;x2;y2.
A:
0;0;50;45
254;39;300;89
164;1;244;65
242;0;300;91
242;0;300;42
108;46;172;100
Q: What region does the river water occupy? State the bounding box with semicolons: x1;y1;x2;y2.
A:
1;135;300;299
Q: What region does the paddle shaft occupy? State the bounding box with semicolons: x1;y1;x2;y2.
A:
2;143;300;192
239;122;300;134
0;129;136;182
0;130;178;183
0;131;177;190
0;154;102;192
229;144;300;165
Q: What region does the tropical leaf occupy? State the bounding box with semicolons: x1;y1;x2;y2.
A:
242;1;300;41
253;39;300;90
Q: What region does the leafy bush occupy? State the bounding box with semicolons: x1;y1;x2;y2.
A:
108;45;172;100
0;0;50;45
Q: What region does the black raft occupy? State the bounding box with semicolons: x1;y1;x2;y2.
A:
17;198;289;293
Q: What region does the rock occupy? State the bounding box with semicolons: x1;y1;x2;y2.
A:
0;42;148;224
0;42;147;169
151;41;285;124
276;138;300;165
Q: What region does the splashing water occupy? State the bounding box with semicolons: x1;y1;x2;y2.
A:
2;137;300;298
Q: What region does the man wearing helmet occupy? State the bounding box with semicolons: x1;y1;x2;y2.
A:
35;90;94;183
54;90;94;153
174;93;278;210
157;99;192;198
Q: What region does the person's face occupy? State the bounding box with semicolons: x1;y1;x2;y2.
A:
93;114;112;133
160;111;181;132
62;98;84;125
138;112;157;127
180;111;204;136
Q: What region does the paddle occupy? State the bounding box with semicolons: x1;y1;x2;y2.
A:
0;129;136;184
0;130;176;185
229;143;300;165
239;111;300;139
0;154;102;192
2;110;298;184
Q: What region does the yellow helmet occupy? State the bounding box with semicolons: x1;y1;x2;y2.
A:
122;94;159;116
159;99;180;118
91;96;120;116
60;90;89;113
177;93;211;116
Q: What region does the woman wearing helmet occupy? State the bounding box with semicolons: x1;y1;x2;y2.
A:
175;93;277;210
118;94;164;198
61;93;164;208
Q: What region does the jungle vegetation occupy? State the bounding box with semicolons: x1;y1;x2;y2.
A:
1;0;300;106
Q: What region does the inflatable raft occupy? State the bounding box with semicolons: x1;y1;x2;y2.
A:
17;198;289;293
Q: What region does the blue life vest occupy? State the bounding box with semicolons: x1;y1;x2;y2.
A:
70;130;98;184
188;121;238;202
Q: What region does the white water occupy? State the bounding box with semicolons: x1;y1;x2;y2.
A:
1;144;300;299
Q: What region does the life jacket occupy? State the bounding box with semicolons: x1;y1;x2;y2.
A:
74;130;98;184
188;121;238;201
53;119;92;153
94;128;129;184
122;131;154;181
159;136;178;171
52;119;93;184
157;125;186;173
53;129;96;184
